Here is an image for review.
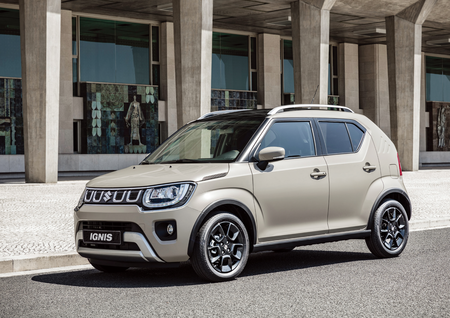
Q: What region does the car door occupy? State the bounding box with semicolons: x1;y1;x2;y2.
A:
249;119;329;242
317;120;382;232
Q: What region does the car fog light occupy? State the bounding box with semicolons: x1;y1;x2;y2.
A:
167;224;174;235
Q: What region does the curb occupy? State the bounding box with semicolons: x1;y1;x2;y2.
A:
409;218;450;231
0;252;89;274
1;219;449;275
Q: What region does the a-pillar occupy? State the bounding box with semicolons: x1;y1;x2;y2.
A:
160;22;177;140
291;0;336;104
19;0;61;183
257;34;281;108
385;0;436;171
173;0;212;128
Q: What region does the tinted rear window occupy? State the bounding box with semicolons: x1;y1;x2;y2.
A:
319;122;352;155
347;123;364;151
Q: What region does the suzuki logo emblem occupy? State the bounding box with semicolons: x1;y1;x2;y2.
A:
103;191;112;202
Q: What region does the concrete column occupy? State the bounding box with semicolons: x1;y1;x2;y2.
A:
59;10;73;154
257;34;281;109
160;22;177;140
386;0;436;171
358;44;390;137
386;17;421;171
173;0;212;128
291;0;336;104
19;0;61;183
338;43;359;112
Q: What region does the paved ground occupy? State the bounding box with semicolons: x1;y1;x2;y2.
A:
0;170;449;258
1;228;449;317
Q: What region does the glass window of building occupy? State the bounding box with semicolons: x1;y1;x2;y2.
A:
79;17;150;85
0;8;21;78
212;32;249;91
426;56;450;102
283;40;294;94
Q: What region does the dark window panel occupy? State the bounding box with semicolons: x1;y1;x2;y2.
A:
251;37;256;70
0;9;21;78
80;17;150;85
251;71;257;92
332;45;338;76
73;121;79;153
152;26;159;62
212;32;249;90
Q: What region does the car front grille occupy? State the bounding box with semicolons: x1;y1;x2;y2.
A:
80;221;144;233
84;188;144;205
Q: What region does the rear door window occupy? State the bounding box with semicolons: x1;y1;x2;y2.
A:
319;122;352;155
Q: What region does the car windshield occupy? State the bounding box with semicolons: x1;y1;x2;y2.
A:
142;118;263;164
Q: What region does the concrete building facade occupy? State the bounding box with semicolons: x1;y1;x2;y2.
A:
1;0;450;182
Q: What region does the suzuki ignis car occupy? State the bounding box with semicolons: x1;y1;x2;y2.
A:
74;105;411;282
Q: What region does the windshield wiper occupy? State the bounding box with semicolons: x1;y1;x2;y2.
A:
140;161;152;165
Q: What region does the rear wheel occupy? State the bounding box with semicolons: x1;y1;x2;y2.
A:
366;200;409;258
89;260;129;273
191;212;249;282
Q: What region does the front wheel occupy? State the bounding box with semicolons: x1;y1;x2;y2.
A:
191;213;249;282
366;200;409;258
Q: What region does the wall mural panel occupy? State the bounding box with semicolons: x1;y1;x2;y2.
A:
211;89;257;112
0;78;24;155
81;83;158;154
427;101;450;151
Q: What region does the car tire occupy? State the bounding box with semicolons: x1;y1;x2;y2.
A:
191;212;249;282
89;260;129;273
366;199;409;258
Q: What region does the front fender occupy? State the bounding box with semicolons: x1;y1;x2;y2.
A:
186;188;257;257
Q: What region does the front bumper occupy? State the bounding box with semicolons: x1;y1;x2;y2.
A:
76;230;163;263
74;204;201;263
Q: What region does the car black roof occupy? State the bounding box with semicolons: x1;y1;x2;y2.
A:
197;109;269;122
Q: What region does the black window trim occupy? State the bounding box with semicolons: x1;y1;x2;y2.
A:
314;118;367;156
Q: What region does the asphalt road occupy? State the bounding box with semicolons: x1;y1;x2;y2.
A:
1;228;449;318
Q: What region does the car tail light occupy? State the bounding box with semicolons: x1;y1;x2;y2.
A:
397;153;403;176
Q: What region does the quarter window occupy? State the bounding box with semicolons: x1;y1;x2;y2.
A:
319;122;352;155
259;122;316;158
347;123;364;151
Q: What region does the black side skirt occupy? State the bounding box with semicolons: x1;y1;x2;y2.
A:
252;230;371;253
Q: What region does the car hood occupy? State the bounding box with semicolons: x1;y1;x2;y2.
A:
86;163;229;188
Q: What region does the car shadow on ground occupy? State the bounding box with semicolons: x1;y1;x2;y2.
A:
31;247;376;288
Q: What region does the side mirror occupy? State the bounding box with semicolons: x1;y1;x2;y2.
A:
257;146;285;170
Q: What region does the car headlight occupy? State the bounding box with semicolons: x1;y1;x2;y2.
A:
74;189;86;212
142;183;195;209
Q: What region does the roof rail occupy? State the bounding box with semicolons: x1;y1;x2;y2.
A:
197;109;251;120
268;104;354;115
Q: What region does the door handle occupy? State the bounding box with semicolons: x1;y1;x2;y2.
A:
310;168;327;179
363;162;377;172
